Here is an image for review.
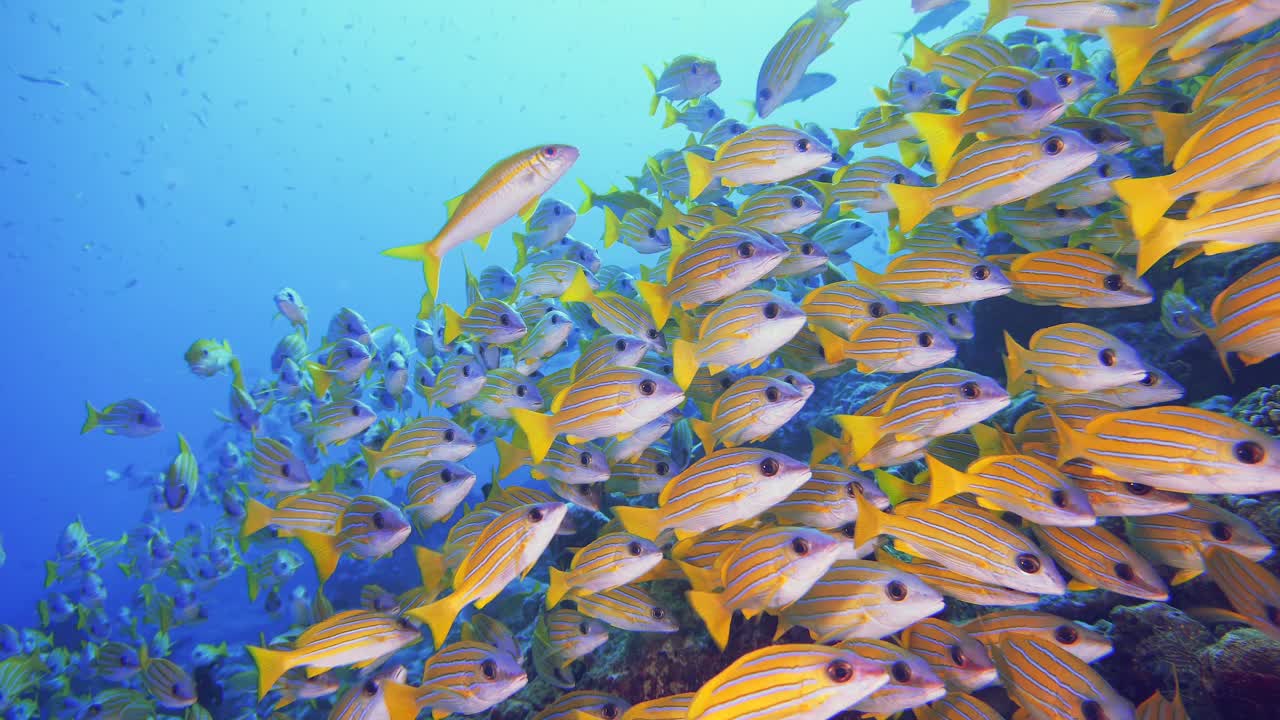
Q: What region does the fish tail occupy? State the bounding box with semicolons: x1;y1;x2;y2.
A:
418;290;436;320
1136;218;1186;276
887;229;908;254
969;423;1010;457
834;414;884;464
561;268;597;305
441;304;464;345
81;401;100;434
414;546;446;596
577;178;598;215
271;691;297;711
688;418;716;453
885;182;933;233
1104;25;1160;93
809;427;844;465
422;253;444;307
44;560;59;588
246;566;261;603
672;338;700;391
661;101;680;129
1192;317;1234;380
240;498;274;538
924;454;968;505
907;112;963;182
359;444;383;480
247;644;293;700
831;128;859;156
910;35;940;71
852;487;885;550
635;280;673;330
382;681;425;720
686;590;733;650
1113;176;1175;240
511;407;556;465
612;505;663;542
984;0;1009;31
898;140;926;170
1049;409;1090;467
306;361;332;400
684;151;713;200
494;437;532;480
410;593;465;647
811;326;850;366
230;357;245;391
513;232;529;272
295;529;340;583
546;567;571;608
602;208;621;248
1152;111;1193;166
1002;331;1027;387
873;469;913;506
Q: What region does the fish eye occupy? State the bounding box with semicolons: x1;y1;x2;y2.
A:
719;376;734;390
1135;372;1158;387
1103;273;1124;291
844;481;861;498
1043;136;1065;155
801;242;815;256
444;428;456;442
939;97;957;111
542;146;557;157
1049;625;1081;645
350;405;361;416
827;659;854;683
528;507;545;522
760;457;780;476
1099;348;1117;367
869;302;887;318
1016;553;1042;573
689;63;700;75
201;349;209;358
552;206;562;216
639;379;657;396
1125;482;1152;496
515;384;527;397
917;332;934;348
886;580;908;601
1051;489;1067;508
790;537;810;555
498;313;512;326
601;704;620;719
572;450;591;467
646;226;657;238
363;679;380;696
441;467;455;483
890;660;912;683
1114;562;1135;581
646;328;660;339
1234;441;1264;465
577;621;592;635
946;313;961;327
765;387;780;402
763;302;780;319
614;338;627;352
171;683;185;696
972;264;992;280
790;196;805;209
1097;163;1112;178
651;606;666;619
1208;520;1234;541
279;463;291;477
461;364;472;377
737;241;756;258
371;512;386;530
731;122;747;134
890;172;906;184
949;645;967;666
795;138;810;152
626;540;645;556
1016;89;1032;109
960;381;980;399
1087;128;1105;143
479;658;498;679
1170;101;1189;114
1082;699;1103;720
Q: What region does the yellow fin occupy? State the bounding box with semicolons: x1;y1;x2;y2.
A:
510;408;557;465
686;590;733;651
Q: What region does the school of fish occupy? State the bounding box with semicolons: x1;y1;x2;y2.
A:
10;0;1280;719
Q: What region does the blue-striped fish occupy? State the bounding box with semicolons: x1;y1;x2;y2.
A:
689;374;807;450
687;526;841;649
856;249;1012;305
875;65;941;111
777;559;945;643
662;97;725;133
686;643;889;720
138;654;196;709
962;609;1112;663
1198;545;1280;642
1053;405;1280;494
802;281;900;338
1138;184;1280;275
901;618;999;692
735;185;823;233
1199;255;1280;376
771;231;831;277
162;434;199;513
910;33;1016;89
888;130;1096;232
991;636;1134;720
854;493;1067;595
360;417;474;480
824;156;926;214
1125;499;1273;585
621;693;695;720
644;55;721;115
409;501;566;646
547;532;663;607
470;368;545;420
997;247;1152;309
382;640;528;720
247;610;422;700
614;448;812;541
534;690;631;720
404;460;476;530
985;0;1156;32
672;290;806;390
1032;523;1168;600
241;491;350;538
511;366;683;464
754;0;846;118
913;692;1006;720
328;666;405;720
815;313;957;374
562;270;667;351
575;583;679;633
1005;323;1148;392
604;207;671;254
770;464;888;529
251;437;312;493
927;454;1095;527
80;398;163;438
685;125;833;199
299;398;377;450
842;638;947;715
301;495;411;581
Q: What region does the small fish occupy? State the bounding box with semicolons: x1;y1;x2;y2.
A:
672;290;807;390
184;338;238;379
913;692;1006;720
299;398;377;451
442;298;528;346
92;642;142;681
926;454;1096;527
422;355;487;408
1197;255;1280;377
80;398;163;438
621;693;695;720
874;65;941;111
754;0;847;118
1027;154;1133;210
842;638;947;715
735;185;823;233
901;618;998;692
547;532;663;607
305;339;373;399
689;375;808;450
470;368;545;420
986;0;1156;32
162;434;198;513
139;654;197;709
251;438;312;493
825;156;926;214
562;270;667;351
815;313;957;374
776;559;945;643
684;125;833;200
241;491;350;538
857;249;1012;305
247;610;422;700
997;247;1152;309
644;55;721;115
1004;323;1148;392
991;636;1134;720
662;97;726;133
273;287;309;337
686;643;889;720
961;609;1112;664
910;33;1015;89
1197;545;1280;642
382;641;528;720
575;583;679;633
770;464;888;529
1125;499;1273;585
1032;523;1168;600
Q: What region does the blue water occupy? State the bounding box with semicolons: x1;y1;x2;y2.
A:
1;0;929;635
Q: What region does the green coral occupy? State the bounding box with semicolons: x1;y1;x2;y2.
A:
1230;385;1280;437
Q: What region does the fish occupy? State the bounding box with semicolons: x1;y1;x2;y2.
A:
546;532;663;607
754;0;847;119
251;437;312;493
997;247;1152;308
814;313;957;374
1196;545;1280;642
769;463;887;529
383;144;580;306
913;692;1006;720
1125;499;1273;585
961;609;1113;664
899;0;971;46
644;55;721;115
161;434;198;513
684;125;834;199
1004;323;1148;392
777;559;946;643
80;398;163;438
855;248;1012;305
1032;523;1169;600
925;454;1096;527
562;270;667;351
382;641;528;720
986;0;1156;32
688;374;808;450
1198;255;1280;376
824;156;927;214
620;693;695;720
441;298;528;346
685;643;889;720
575;583;679;633
841;638;947;715
991;636;1135;720
360;417;474;479
901;618;999;692
671;290;806;390
184;338;238;379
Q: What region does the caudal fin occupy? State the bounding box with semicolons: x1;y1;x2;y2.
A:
672;339;700;391
407;592;465;648
442;304;464;345
382;681;426;720
635;280;673;330
81;402;100;435
686;590;734;651
886;182;934;233
510;408;557;465
1002;331;1028;387
924;454;969;505
612;505;664;542
688;418;717;453
240;498;274;538
984;0;1010;31
833;414;885;465
546;567;571;608
1136;218;1187;276
1113;176;1176;240
295;530;341;583
494;437;532;480
684;152;714;200
247;645;294;700
1104;25;1160;93
907;112;964;182
306;361;333;400
359;444;383;480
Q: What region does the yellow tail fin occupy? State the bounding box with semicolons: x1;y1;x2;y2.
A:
1152;111;1193;165
1104;25;1161;93
510;408;557;465
811;326;850;366
1135;218;1186;276
686;590;734;651
1113;176;1176;240
81;402;100;434
886;182;934;233
907;112;965;182
295;530;341;583
382;681;425;720
810;428;844;465
672;339;700;391
1049;409;1090;468
415;546;446;597
834;414;885;465
612;505;664;542
851;488;886;551
240;498;274;538
306;361;332;400
684;152;714;200
442;304;464;345
924;454;969;505
407;593;466;648
662;101;680;129
561;268;597;305
546;567;571;608
602;208;621;248
688;418;717;453
1002;331;1027;387
495;437;533;480
247;645;294;700
984;0;1010;31
636;280;673;330
359;444;383;480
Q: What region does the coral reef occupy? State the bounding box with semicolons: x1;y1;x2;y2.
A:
1232;385;1280;437
1198;629;1280;719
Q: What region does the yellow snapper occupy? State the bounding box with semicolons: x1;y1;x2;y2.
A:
671;290;806;390
684;125;834;199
